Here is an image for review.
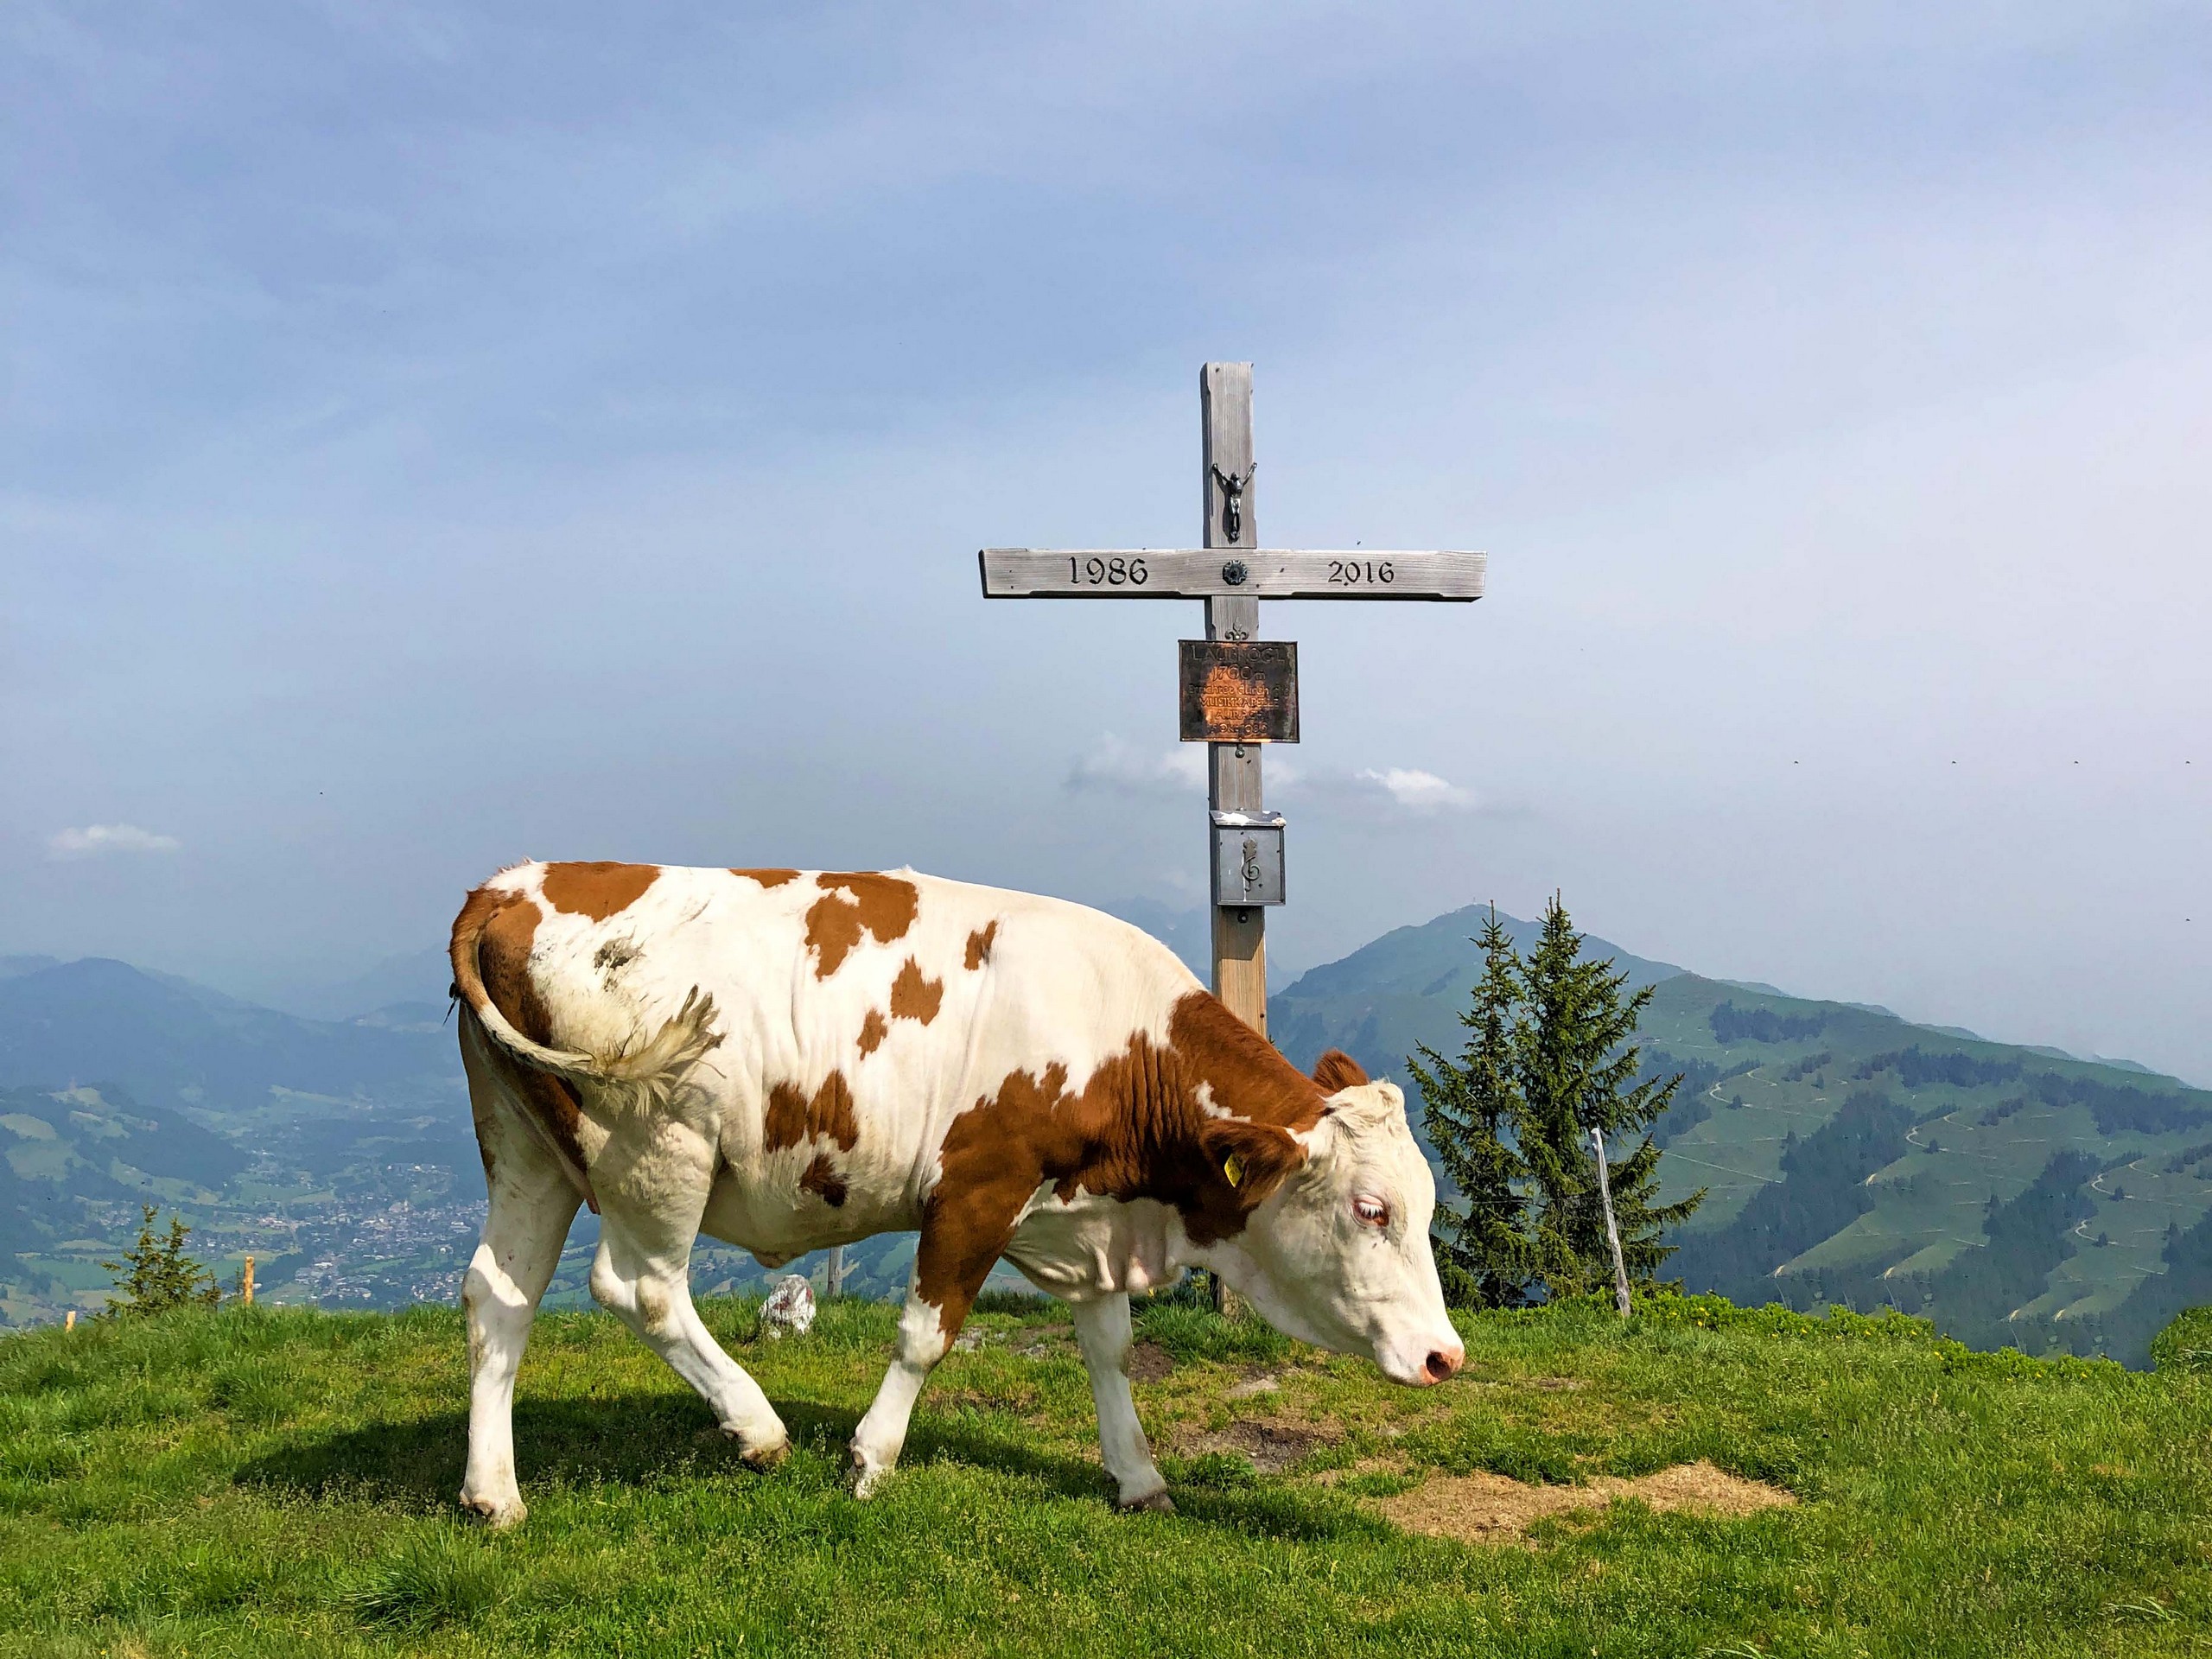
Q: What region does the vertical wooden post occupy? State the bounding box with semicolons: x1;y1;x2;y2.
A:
64;1309;77;1332
1204;363;1262;1321
1590;1128;1632;1318
1203;362;1266;1039
826;1245;847;1300
241;1254;256;1306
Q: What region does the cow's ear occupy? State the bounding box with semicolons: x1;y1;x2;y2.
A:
1198;1117;1307;1206
1312;1049;1370;1093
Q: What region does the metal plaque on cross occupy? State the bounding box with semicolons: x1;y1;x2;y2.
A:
1179;640;1299;744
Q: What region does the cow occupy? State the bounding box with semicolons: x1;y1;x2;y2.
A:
448;861;1462;1527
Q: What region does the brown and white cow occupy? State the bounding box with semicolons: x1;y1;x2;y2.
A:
448;861;1460;1525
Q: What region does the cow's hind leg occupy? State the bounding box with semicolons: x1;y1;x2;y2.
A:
1071;1294;1172;1512
459;1060;581;1528
588;1125;789;1466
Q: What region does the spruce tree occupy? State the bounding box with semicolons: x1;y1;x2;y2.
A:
1408;906;1535;1306
1514;895;1704;1293
102;1205;219;1315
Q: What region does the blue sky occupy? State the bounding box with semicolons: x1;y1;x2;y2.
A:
8;4;2212;1077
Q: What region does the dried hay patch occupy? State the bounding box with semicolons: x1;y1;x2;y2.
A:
1376;1460;1794;1544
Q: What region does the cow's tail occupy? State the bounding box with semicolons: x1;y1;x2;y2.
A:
448;890;723;1119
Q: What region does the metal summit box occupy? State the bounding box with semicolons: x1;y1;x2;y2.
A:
1211;810;1286;908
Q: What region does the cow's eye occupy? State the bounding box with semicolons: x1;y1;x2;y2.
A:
1353;1196;1390;1229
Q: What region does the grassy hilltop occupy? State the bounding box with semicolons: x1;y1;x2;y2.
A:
3;1294;2207;1657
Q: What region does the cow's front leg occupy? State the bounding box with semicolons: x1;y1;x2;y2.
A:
847;1288;956;1498
848;1197;1017;1498
1071;1293;1172;1512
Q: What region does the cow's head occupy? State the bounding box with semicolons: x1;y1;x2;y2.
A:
1198;1050;1464;1386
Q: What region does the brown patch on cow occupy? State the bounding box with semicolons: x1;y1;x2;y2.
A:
857;1008;890;1057
803;873;921;978
449;882;599;1211
1375;1462;1795;1545
1312;1048;1370;1093
964;921;998;970
763;1071;860;1154
733;868;800;888
1169;993;1330;1134
889;958;944;1026
911;991;1330;1338
799;1153;849;1208
540;861;660;922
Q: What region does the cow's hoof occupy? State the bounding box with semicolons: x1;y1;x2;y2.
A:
1117;1488;1175;1515
845;1446;888;1500
737;1436;790;1472
458;1491;526;1530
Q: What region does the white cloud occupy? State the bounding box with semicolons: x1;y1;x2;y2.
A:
1353;767;1474;811
1065;739;1475;815
47;823;182;860
1065;735;1205;799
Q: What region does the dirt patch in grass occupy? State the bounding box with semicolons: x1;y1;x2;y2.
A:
1127;1342;1174;1383
1376;1461;1794;1543
929;1389;1035;1418
1179;1416;1334;1474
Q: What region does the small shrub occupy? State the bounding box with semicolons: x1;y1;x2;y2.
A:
100;1205;219;1316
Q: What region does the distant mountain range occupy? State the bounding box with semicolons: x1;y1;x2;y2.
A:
4;906;2209;1363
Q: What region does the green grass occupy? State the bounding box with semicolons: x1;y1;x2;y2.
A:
2;1294;2207;1657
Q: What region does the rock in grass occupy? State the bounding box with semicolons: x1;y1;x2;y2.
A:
760;1275;816;1339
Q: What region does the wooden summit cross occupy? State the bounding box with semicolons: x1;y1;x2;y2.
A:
981;362;1485;1042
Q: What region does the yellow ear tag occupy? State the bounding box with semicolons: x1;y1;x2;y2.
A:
1223;1153;1245;1188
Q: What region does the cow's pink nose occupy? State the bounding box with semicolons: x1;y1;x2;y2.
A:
1424;1345;1464;1382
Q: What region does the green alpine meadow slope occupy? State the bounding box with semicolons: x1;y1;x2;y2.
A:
2;1294;2206;1656
1272;906;2212;1368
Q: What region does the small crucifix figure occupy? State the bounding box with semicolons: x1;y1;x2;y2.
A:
979;362;1485;1043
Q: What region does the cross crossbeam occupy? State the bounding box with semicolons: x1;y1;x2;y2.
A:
978;548;1485;601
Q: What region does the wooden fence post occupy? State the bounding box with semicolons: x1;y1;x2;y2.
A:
1591;1127;1633;1318
241;1254;256;1306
